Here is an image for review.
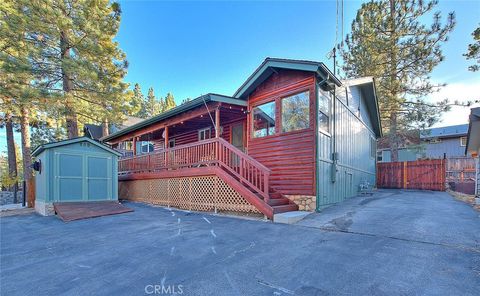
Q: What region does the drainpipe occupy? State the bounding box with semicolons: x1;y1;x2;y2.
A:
315;74;329;212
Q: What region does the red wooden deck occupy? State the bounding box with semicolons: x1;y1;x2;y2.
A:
53;201;133;222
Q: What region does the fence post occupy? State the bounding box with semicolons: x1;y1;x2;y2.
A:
403;161;408;189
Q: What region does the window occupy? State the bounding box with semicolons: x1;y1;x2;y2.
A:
318;88;331;133
430;138;442;144
281;91;310;133
141;141;154;154
198;127;211;141
252;101;276;138
168;139;175;148
460;136;467;146
377;151;383;162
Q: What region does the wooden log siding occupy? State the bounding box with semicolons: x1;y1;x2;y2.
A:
247;70;316;196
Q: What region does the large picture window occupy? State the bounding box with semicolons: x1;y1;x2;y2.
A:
252;101;276;138
318;88;331;133
281;91;310;133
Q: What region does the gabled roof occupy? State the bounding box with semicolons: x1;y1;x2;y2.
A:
101;93;246;142
465;107;480;156
420;124;469;139
341;77;382;138
32;137;122;157
233;58;342;99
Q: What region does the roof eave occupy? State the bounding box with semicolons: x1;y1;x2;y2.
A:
233;58;342;99
101;94;246;143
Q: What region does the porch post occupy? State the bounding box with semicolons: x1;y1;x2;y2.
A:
164;126;169;149
164;126;169;168
215;108;220;138
132;137;137;156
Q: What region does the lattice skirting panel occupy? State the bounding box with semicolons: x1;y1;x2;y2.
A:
118;175;260;214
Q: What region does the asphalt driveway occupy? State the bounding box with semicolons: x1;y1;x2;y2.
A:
1;190;479;295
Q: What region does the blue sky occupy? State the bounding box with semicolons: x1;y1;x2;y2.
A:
116;0;479;109
1;0;479;154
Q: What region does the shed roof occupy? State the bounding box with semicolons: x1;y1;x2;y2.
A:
32;137;122;157
420;124;469;139
233;58;342;99
101;93;246;142
465;107;480;156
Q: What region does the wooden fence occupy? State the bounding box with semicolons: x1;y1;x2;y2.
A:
377;159;446;191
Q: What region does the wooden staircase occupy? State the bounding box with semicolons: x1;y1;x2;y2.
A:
118;137;299;219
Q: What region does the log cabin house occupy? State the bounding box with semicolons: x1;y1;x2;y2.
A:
102;58;382;219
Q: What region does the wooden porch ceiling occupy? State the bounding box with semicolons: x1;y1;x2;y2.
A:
113;103;246;143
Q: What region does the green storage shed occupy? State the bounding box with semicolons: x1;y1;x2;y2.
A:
32;137;121;216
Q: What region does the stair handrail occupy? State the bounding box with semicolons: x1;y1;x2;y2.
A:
215;138;270;201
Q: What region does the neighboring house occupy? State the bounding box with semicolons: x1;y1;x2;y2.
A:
421;124;469;158
84;116;143;140
376;130;421;162
377;124;470;162
85;116;143;157
465;107;480;197
102;58;382;218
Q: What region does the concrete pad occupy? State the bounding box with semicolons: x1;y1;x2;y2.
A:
273;211;311;224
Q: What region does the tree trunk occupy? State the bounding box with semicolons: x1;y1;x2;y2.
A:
388;0;399;162
389;112;399;162
60;30;78;138
102;119;109;137
5;112;18;203
20;105;33;207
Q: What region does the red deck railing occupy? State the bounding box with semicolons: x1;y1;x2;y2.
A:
118;138;271;200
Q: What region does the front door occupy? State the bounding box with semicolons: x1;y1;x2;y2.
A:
231;123;245;152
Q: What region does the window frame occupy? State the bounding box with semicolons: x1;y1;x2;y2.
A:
251;100;277;139
280;90;311;133
140;141;154;154
317;87;332;136
250;86;313;140
198;127;211;141
460;136;467;147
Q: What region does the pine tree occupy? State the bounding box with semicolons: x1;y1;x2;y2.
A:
464;24;480;72
129;83;145;116
341;0;455;161
164;93;176;112
145;87;161;117
1;0;129;139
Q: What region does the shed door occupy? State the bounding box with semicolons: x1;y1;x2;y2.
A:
56;152;112;201
87;156;112;200
57;153;84;201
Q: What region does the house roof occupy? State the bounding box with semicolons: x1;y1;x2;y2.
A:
465;107;480;156
233;58;342;100
84;124;104;140
420;124;469;139
32;137;122;157
341;77;383;138
101;93;247;142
